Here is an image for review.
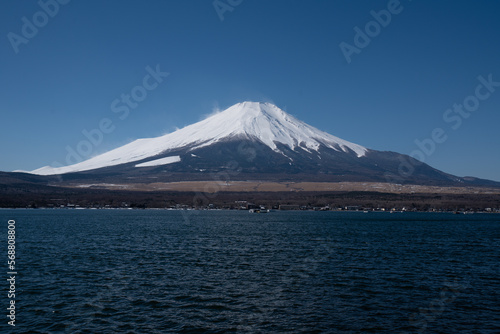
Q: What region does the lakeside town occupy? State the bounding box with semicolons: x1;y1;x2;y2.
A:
11;200;500;214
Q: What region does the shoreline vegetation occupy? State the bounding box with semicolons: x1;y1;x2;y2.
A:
4;207;499;214
1;181;500;212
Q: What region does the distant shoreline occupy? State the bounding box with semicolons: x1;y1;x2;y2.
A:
1;183;499;212
2;208;499;214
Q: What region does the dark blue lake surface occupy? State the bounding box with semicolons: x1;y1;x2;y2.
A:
1;210;499;333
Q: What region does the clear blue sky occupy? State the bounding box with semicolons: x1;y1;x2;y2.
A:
1;0;499;181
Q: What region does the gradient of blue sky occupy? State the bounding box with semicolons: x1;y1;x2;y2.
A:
1;0;499;180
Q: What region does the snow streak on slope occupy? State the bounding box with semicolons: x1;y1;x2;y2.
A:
135;156;181;167
28;102;367;175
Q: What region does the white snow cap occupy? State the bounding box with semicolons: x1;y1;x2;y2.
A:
27;102;367;175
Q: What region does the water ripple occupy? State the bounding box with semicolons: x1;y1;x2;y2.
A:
1;210;498;333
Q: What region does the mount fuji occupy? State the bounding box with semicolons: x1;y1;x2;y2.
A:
19;102;499;187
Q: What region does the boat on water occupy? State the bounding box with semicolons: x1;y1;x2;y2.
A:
249;208;269;213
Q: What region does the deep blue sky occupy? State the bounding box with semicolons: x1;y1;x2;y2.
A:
1;0;499;181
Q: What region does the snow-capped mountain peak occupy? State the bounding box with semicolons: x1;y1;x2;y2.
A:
28;102;367;175
208;102;366;155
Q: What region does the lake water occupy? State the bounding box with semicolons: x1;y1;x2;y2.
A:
1;209;499;333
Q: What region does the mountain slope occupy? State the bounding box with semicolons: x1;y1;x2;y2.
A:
29;102;366;175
